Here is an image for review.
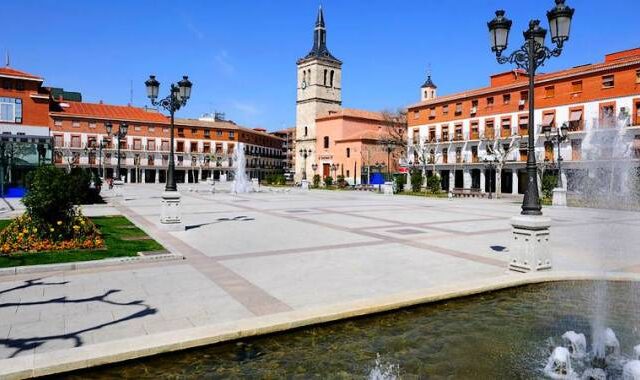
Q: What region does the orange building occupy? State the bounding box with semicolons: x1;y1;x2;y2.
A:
407;48;640;194
315;109;403;185
0;65;53;193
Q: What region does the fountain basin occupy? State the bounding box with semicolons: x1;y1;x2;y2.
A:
61;280;640;379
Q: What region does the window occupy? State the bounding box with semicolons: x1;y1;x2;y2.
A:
568;107;584;131
177;128;184;136
133;139;142;150
15;81;24;91
429;107;436;118
176;141;184;152
71;135;81;148
503;94;511;105
455;147;462;163
148;140;156;151
544;86;555;98
346;170;350;177
216;130;222;136
330;70;334;87
204;130;210;138
636;70;640;84
571;80;583;93
602;75;615;88
542;111;556;129
571;139;582;161
412;128;419;142
413;110;419;119
501;117;511;137
134;126;141;131
471;146;478;163
161;140;170;151
323;136;329;148
634;100;640;126
484;119;495;139
442;105;449;115
148;126;155;132
442;148;448;163
454;124;463;140
2;79;12;90
471;100;478;114
53;135;63;147
428;127;436;142
346;147;350;157
229;131;235;139
599;103;616;128
518;115;529;136
72;121;80;128
470;121;479;140
89;122;96;129
304;126;308;136
54;120;63;127
191;128;197;134
487;97;494;107
323;69;327;86
441;125;449;141
0;98;22;123
163;127;169;133
455;103;462;115
520;91;528;106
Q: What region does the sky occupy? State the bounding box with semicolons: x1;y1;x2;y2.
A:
3;0;639;131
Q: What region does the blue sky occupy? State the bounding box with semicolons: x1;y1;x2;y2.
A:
4;1;639;131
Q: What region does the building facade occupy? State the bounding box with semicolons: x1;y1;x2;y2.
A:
272;127;295;175
49;101;285;183
315;109;402;185
407;48;640;194
295;6;342;182
0;65;53;195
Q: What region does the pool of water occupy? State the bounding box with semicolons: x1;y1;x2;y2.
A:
62;281;640;379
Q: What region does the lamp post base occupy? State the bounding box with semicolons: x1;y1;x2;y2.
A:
300;180;310;190
552;187;567;207
383;181;394;195
160;191;183;230
508;215;552;273
113;179;124;197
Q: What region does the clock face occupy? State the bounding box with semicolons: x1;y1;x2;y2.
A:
301;80;307;89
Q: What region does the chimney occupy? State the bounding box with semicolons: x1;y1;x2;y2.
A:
99;100;103;104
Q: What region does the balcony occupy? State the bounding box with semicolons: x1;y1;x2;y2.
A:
453;133;464;142
501;128;511;138
469;131;480;140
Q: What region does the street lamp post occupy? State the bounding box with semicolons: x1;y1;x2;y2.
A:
383;141;394;180
544;122;569;206
482;155;498;199
145;75;192;228
106;122;128;181
487;0;574;272
299;148;311;189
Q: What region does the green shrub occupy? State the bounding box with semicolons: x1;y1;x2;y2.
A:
426;174;441;194
336;175;347;188
275;174;286;185
324;176;334;187
542;173;557;199
394;174;406;193
312;174;321;188
23;165;75;228
410;170;423;192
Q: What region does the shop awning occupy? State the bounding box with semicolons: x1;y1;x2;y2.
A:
541;114;555;127
569;110;583;122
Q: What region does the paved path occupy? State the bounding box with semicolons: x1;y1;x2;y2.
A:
1;184;640;374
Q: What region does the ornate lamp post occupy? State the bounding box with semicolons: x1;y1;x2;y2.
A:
487;0;574;272
543;122;570;206
383;141;395;180
144;75;192;228
299;148;311;180
482;154;499;199
105;122;128;181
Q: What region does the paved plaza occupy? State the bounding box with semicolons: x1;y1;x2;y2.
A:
2;184;640;376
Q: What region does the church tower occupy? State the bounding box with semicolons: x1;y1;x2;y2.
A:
295;6;342;182
420;74;437;102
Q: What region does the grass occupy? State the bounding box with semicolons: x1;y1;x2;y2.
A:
0;216;164;269
398;191;450;198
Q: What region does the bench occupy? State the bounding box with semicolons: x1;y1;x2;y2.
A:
451;188;487;198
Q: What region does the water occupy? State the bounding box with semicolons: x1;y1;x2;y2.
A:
62;281;640;379
231;142;253;193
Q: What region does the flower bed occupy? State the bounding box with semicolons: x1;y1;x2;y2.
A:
0;212;104;255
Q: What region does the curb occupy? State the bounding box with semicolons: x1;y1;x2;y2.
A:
1;270;639;379
0;253;185;277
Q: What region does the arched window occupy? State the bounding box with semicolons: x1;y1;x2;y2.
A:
346;147;350;158
308;69;311;84
323;69;327;86
330;70;334;87
323;136;329;148
424;90;428;98
304;126;308;136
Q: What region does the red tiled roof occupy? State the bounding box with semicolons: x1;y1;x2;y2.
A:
337;128;391;142
50;101;169;124
408;48;640;109
317;108;386;122
0;67;43;80
174;118;284;140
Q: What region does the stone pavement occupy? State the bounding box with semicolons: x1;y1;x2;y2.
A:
1;183;640;376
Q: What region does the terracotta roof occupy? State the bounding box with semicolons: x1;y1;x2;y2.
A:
174;118;284;140
337;128;391;142
317;108;386;122
50;101;169;124
0;67;43;81
408;50;640;109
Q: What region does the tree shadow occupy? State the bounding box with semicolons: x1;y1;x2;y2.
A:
0;278;157;358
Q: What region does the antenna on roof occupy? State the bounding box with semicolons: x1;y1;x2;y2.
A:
426;62;432;78
129;80;133;105
5;51;9;67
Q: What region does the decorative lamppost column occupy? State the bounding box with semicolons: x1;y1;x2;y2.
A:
487;0;574;272
544;122;569;206
145;75;192;228
299;148;311;190
482;155;498;199
105;122;128;196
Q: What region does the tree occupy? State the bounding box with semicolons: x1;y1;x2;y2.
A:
483;134;521;198
380;108;408;151
408;138;441;189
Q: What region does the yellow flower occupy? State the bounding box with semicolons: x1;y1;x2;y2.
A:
49;228;55;232
80;220;85;225
57;221;62;226
73;225;80;230
32;228;37;233
22;228;28;234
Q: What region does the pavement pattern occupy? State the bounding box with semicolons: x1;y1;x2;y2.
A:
1;183;640;364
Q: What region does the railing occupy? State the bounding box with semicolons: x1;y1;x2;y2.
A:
501;128;511;138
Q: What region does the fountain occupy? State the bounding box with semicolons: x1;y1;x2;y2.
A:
231;142;254;193
544;347;574;379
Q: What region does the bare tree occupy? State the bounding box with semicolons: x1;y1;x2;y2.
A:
380;108;408;150
483;134;521;198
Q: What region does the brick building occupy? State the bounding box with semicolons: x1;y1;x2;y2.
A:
271;127;296;176
49;100;285;183
0;65;53;194
407;48;640;194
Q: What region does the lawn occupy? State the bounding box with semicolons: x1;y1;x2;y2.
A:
0;216;164;268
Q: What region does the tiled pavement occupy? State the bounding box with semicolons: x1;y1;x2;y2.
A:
1;183;639;365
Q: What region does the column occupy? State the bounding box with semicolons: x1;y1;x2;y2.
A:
512;170;519;194
480;170;486;192
449;171;455;191
126;169;131;183
463;169;471;189
155;169;159;184
198;167;202;182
